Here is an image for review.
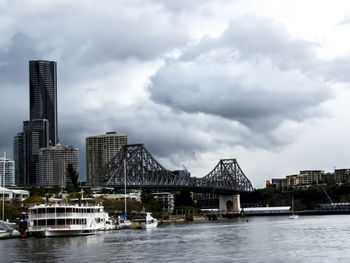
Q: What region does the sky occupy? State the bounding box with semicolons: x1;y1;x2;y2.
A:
1;0;350;188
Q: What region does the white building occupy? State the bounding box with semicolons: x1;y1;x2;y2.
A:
0;157;15;187
152;192;175;214
0;187;30;201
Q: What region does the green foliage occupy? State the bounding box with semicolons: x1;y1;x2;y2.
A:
174;191;193;208
0;203;19;220
66;163;79;193
25;187;47;197
242;184;350;211
23;195;46;206
50;185;61;196
141;189;153;203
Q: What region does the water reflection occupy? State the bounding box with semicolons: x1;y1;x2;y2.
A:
1;216;350;262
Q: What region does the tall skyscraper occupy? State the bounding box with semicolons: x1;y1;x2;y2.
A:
0;157;15;187
14;60;58;187
29;60;58;146
39;144;79;187
86;132;127;185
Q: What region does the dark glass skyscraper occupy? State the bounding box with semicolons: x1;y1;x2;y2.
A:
14;60;58;186
29;60;58;146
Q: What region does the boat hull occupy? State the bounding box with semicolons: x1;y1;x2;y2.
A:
0;230;12;239
145;222;158;229
28;228;97;237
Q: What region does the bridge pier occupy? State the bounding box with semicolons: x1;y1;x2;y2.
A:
219;194;241;213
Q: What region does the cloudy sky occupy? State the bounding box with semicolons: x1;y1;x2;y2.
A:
1;0;350;188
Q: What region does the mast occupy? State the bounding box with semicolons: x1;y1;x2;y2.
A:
124;159;127;215
2;152;5;221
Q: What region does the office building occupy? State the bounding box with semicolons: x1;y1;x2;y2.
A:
86;132;127;185
29;60;58;146
39;144;79;187
23;119;50;186
0;157;15;187
14;60;58;187
13;132;24;186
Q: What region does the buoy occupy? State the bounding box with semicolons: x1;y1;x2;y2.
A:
21;234;25;239
246;219;249;223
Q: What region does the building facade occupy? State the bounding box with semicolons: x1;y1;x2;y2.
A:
14;60;58;187
38;144;79;187
270;169;350;190
152;192;175;214
23;119;50;186
0;157;15;187
13;132;24;186
29;60;58;146
86;132;127;185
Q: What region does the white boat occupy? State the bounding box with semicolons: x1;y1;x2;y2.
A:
131;212;158;229
0;219;14;238
0;229;12;239
117;215;131;229
103;215;117;230
145;212;158;229
290;196;299;219
116;159;131;230
27;204;109;237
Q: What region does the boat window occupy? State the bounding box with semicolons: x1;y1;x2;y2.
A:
66;208;72;213
47;219;55;225
57;208;65;213
34;220;38;226
47;208;55;214
38;220;46;226
66;219;72;225
38;208;45;214
57;219;65;225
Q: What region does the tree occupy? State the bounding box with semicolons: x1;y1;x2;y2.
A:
23;195;46;206
66;163;79;192
0;203;19;220
174;191;193;207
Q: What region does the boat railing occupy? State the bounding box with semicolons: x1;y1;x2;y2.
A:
30;224;88;230
29;213;95;219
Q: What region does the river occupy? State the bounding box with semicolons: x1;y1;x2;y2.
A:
1;215;349;262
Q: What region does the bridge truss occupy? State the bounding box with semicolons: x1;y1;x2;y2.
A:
93;144;253;194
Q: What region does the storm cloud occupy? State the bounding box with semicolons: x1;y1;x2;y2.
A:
1;0;350;185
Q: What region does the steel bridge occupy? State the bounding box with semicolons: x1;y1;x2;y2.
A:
92;144;253;194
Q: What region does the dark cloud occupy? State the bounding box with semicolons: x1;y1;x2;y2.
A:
148;18;331;140
1;1;349;184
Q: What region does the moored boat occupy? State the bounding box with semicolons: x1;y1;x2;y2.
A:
27;204;109;237
132;212;158;229
0;229;12;239
145;212;158;229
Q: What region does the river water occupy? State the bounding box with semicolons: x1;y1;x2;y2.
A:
1;215;350;262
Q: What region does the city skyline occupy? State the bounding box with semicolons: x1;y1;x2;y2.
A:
1;1;350;187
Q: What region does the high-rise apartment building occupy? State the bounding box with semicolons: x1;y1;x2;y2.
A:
29;60;58;146
23;119;50;186
0;157;15;187
86;132;127;185
13;132;24;186
38;144;79;187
